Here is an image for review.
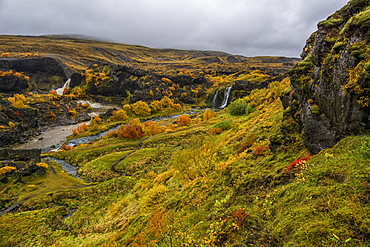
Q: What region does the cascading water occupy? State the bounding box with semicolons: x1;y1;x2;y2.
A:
56;78;71;95
219;86;232;108
212;89;220;107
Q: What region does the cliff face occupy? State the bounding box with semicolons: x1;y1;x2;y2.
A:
285;0;370;154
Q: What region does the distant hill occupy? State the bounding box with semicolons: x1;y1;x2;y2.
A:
0;35;299;73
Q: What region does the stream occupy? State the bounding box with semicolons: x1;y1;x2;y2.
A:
2;104;204;215
13;101;203;180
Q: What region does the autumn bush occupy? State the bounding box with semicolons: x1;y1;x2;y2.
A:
83;65;113;88
117;124;144;140
111;109;128;121
177;114;192;126
8;94;28;108
0;69;29;80
8;121;15;130
89;115;104;132
132;101;151;116
150;96;182;113
209;127;223;135
72;122;89;135
0;166;16;176
203;108;216;121
143;121;163;136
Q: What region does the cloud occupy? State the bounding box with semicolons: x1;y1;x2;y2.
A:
0;0;349;57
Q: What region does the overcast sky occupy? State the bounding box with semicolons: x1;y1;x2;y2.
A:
0;0;349;57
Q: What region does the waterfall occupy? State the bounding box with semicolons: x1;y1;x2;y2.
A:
56;78;71;95
212;89;220;107
219;86;232;108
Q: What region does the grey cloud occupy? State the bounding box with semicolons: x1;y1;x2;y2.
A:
0;0;349;57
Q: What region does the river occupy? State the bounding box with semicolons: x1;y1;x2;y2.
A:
14;100;120;151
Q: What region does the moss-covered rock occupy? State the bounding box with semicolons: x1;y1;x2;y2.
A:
287;0;370;154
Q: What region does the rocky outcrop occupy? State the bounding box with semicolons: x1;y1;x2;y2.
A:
0;75;29;93
285;0;370;154
0;98;91;148
0;148;41;161
0;100;39;147
0;57;73;92
84;64;211;104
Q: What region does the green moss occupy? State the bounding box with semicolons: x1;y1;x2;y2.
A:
318;18;344;28
332;41;347;53
289;54;314;75
349;8;370;30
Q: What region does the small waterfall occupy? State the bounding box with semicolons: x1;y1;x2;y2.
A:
212;89;220;107
219;86;232;108
56;78;71;95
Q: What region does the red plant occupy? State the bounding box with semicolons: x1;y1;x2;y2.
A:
285;156;313;173
15;110;21;116
254;146;269;156
230;208;249;227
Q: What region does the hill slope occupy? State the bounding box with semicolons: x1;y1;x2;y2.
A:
0;0;370;246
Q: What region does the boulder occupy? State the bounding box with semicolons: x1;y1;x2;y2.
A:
0;148;41;161
0;76;29;93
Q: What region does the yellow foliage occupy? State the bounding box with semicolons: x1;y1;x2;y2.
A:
203;108;216;121
8;94;28;108
0;166;16;175
123;104;131;112
8;121;15;130
89;115;104;132
143;121;163;136
36;162;49;168
111;109;128;121
132;100;151;116
141;184;169;208
154;169;176;183
161;77;172;84
150;100;162;113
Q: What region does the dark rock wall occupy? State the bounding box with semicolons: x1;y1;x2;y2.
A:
286;0;370;154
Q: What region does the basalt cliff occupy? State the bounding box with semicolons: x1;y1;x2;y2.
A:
284;0;370;154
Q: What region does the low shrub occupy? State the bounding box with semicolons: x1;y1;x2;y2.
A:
214;121;233;131
228;99;248;116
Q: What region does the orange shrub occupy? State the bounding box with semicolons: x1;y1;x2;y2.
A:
61;143;73;150
177;114;192;126
117;124;144;140
209;127;222;135
72;122;89;135
203;108;216;121
143;121;163;136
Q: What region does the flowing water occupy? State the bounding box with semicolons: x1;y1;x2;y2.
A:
219;86;232;108
212;89;220;107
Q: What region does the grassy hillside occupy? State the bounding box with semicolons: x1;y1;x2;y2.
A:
0;77;369;246
0;35;298;74
1;1;370;244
